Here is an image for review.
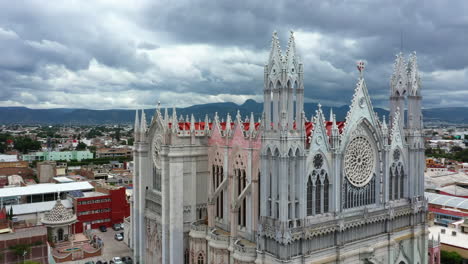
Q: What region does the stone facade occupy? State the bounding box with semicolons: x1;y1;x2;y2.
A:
132;32;428;264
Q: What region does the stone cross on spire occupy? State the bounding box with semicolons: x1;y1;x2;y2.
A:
357;60;365;78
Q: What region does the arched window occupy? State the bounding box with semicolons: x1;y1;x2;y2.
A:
153;167;161;191
315;177;321;214
323;176;329;213
400;167;404;198
393;168;399;200
197;252;204;264
389;169;393;200
306;177;313;216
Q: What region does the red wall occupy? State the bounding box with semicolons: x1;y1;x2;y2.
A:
74;187;130;233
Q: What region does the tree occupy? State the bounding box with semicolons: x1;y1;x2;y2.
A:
76;142;87;151
451;146;463;153
441;250;463;264
13;137;41;153
88;146;97;153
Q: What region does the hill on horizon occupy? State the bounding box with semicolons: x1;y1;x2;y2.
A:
0;100;466;125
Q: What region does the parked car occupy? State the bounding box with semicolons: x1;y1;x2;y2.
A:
96;261;108;264
114;233;124;241
99;225;107;232
110;257;124;264
85;262;95;264
113;223;123;231
121;256;133;264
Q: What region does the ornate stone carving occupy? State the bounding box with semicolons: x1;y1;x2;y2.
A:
344;136;375;187
152;135;163;169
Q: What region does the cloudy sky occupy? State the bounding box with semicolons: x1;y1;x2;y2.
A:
0;0;467;110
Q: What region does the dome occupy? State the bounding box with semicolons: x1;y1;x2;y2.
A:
41;199;76;225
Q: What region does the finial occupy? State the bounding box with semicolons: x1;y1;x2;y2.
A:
357;60;365;78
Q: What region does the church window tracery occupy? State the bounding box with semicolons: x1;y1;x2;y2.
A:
307;176;313;216
315;177;321;214
197;252;205;264
323;176;329;212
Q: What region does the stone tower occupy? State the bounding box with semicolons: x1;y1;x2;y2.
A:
259;31;307;258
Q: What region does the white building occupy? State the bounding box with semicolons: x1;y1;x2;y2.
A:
133;32;428;264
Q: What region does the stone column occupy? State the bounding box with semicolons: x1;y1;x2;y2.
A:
169;156;184;264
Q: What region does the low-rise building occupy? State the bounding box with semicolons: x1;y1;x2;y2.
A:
0;154;18;162
22;150;94;162
96;148;131;159
429;225;468;261
69;182;130;233
425;192;468;226
0;161;34;180
0;225;48;264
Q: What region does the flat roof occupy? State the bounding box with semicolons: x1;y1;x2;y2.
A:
53;177;75;183
429;225;468;249
82;191;107;198
0;182;94;198
5;199;73;215
425;192;468;210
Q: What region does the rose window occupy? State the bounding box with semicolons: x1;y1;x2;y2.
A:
344;136;375;187
313;154;323;169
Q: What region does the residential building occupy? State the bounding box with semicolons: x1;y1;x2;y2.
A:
22;150;94;162
96;147;132;159
0;161;33;179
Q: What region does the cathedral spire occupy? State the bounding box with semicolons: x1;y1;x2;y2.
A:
390;52;407;96
408;52;421;96
140;109;147;141
164;107;169;125
190;114;195;132
226;113;232;135
269;31;283;67
249;112;255;137
286;31;297;70
172;107;178;133
134;110;140;142
204;114;210;133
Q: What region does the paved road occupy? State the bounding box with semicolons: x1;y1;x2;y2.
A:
61;228;133;264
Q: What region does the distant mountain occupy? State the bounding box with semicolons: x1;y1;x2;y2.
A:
0;101;466;125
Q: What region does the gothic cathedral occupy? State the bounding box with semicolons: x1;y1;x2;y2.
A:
132;31;428;264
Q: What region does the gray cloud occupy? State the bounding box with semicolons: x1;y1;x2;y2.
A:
0;0;466;110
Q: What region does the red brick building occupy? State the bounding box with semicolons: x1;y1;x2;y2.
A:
70;184;130;233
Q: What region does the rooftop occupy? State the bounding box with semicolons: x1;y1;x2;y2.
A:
425;192;468;210
437;185;468;197
5;199;73;215
0;181;94;198
53;176;75;183
82;191;107;198
428;225;468;249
